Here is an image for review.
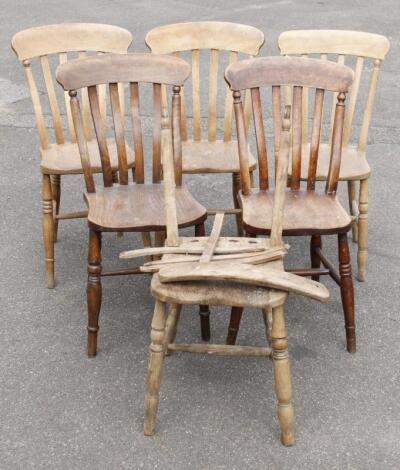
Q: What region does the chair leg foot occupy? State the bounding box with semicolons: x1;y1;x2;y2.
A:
357;179;368;282
310;235;322;282
271;305;295;446
42;174;55;289
87;229;102;357
226;306;243;345
144;300;167;436
338;233;356;353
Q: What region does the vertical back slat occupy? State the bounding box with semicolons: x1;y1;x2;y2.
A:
118;83;125;130
329;54;345;143
109;82;129;184
172;86;183;186
291;86;303;190
358;59;381;152
59;53;76;143
243;88;252;136
153;83;162;183
326;93;346;194
78;52;93;141
87;85;113;187
301;54;309;146
191;49;201;141
223;51;238;142
272;86;282;175
208;49;219;142
69;91;95;193
251;87;268;190
174;52;188;141
97;52;107;125
232;91;251;194
23;60;49;149
307;88;325;190
343;56;364;146
40;55;64;144
130;82;144;183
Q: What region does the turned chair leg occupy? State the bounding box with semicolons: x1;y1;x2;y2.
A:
42;174;55;289
144;300;167;436
271;304;295;446
310;235;322;281
338;233;356;353
50;174;61;242
226;307;243;345
357;179;368;282
87;229;102;357
195;222;211;341
162;304;181;355
347;180;358;243
232;172;243;236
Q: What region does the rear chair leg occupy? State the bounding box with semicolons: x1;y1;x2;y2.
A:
144;300;167;436
271;304;295;446
50;174;61;242
357;179;368;282
226;307;243;345
347;180;358;243
310;235;322;282
232;172;243;236
87;229;102;357
338;233;356;353
195;222;211;341
42;174;54;288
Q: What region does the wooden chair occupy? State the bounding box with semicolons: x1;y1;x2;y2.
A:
224;56;357;352
119;63;329;446
56;53;207;357
145;22;264;234
278;30;390;281
11;23;134;288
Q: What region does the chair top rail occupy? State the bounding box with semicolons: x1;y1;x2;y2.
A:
11;23;133;60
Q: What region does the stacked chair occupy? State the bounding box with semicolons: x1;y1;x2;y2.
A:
12;22;389;445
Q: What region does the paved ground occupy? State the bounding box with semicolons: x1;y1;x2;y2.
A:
1;1;400;468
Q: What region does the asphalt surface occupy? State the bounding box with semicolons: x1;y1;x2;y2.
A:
1;1;399;468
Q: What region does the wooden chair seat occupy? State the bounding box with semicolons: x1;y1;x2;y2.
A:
151;238;287;308
240;189;352;235
84;184;207;231
182;140;257;174
288;144;370;181
40;138;135;175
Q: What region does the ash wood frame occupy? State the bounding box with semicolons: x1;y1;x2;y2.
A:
56;53;207;357
224;56;357;353
11;23;133;288
278;30;390;281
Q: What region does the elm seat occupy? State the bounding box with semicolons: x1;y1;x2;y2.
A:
40;138;135;175
240;189;352;236
288;143;371;181
182;140;257;174
84;184;207;231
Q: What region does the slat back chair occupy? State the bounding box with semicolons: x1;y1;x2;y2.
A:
11;23;133;288
56;53;207;357
224;56;357;353
119;57;329;444
278;30;390;281
146;22;264;234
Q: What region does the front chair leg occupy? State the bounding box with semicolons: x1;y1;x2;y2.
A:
195;222;211;341
357;179;368;282
232;172;243;236
226;307;243;345
42;174;55;288
271;304;295;446
50;174;61;242
310;235;322;282
347;180;358;243
144;300;167;436
87;229;102;357
338;233;356;353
